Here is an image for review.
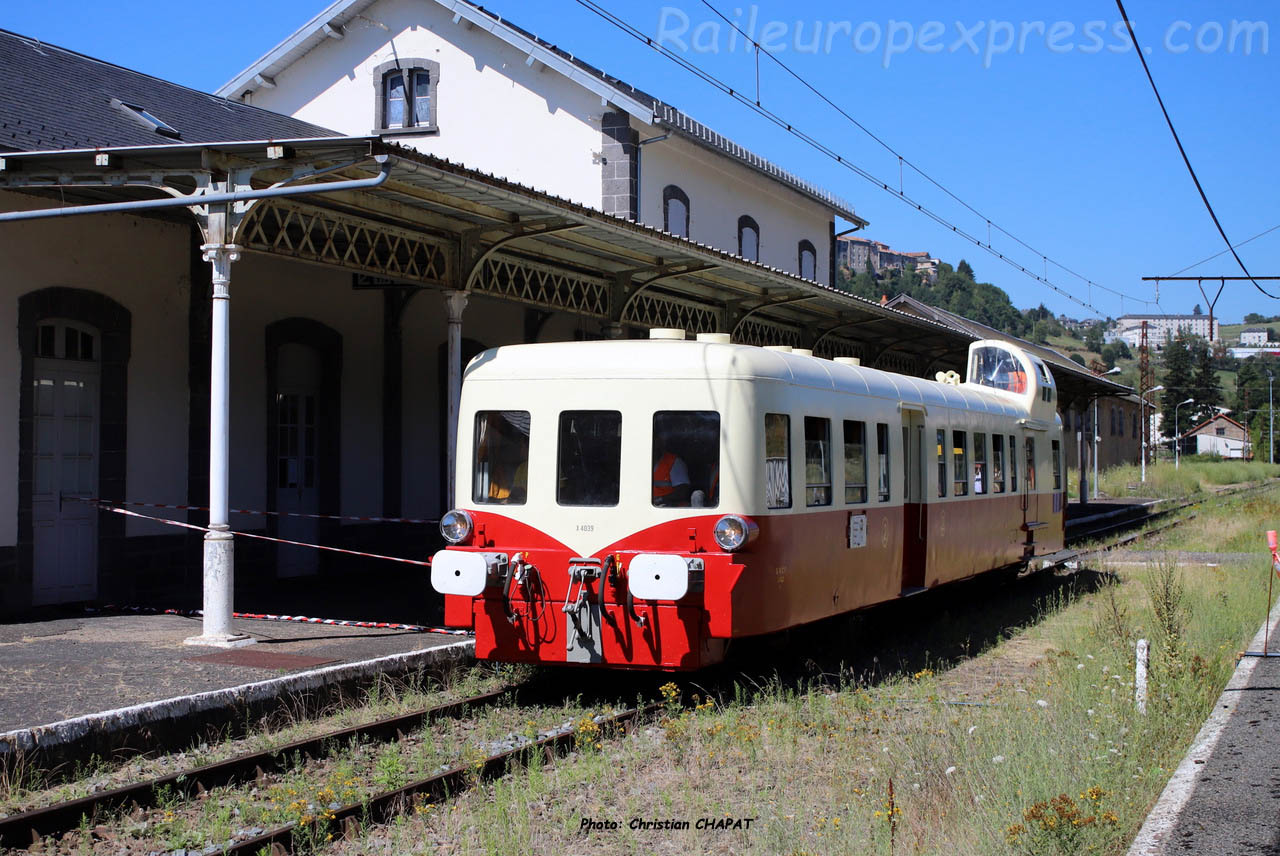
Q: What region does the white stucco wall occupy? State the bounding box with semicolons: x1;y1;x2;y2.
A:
0;191;190;542
225;253;384;523
636;128;833;285
241;0;606;208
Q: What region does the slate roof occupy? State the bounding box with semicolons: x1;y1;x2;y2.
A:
0;29;337;153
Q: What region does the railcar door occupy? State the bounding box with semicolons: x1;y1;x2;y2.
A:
900;410;927;593
1023;434;1040;525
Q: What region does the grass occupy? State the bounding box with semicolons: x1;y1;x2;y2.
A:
1095;459;1280;499
337;484;1280;855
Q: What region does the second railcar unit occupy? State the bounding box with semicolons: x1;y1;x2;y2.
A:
431;332;1065;670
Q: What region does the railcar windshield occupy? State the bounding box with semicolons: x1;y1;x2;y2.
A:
653;411;720;508
473;411;530;504
557;411;622;506
970;346;1027;394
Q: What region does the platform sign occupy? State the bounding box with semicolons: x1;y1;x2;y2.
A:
848;513;867;549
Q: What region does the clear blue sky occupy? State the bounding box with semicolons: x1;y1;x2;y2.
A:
7;0;1277;322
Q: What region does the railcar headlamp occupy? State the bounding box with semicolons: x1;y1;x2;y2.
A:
712;515;758;552
439;509;474;544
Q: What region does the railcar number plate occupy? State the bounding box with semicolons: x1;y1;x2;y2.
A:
848;513;867;549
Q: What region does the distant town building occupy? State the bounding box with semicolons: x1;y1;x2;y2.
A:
1227;347;1280;360
1182;414;1249;459
1240;327;1270;346
1115;314;1218;348
836;236;939;282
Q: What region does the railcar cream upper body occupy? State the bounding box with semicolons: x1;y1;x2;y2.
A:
447;337;1060;560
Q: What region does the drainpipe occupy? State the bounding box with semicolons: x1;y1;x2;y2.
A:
634;134;668;225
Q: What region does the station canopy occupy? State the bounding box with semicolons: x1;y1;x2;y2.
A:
0;136;1128;404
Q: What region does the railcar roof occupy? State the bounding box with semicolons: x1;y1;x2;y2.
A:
465;341;1024;417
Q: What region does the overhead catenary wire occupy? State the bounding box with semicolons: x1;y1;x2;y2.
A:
1113;0;1279;301
693;0;1143;310
570;0;1153;317
1169;222;1280;277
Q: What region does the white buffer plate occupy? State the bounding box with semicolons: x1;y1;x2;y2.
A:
431;550;490;596
628;554;689;601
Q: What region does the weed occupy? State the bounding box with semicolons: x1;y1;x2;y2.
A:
373;744;408;792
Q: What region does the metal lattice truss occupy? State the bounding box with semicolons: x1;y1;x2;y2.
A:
239;199;450;285
813;335;865;361
736;317;803;349
621;291;720;333
477;253;609;316
872;352;921;375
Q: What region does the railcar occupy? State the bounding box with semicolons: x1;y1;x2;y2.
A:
430;330;1065;670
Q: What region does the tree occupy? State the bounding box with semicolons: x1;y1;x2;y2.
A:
956;259;974;280
1070;353;1087;366
1159;333;1194;441
1084;323;1104;354
1190;337;1222;423
1192;304;1203;315
1245;312;1267;324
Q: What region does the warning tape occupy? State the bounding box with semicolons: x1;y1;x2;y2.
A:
88;604;469;635
68;497;438;526
94;502;436;569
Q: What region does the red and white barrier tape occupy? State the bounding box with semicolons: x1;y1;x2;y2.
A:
88;604;469;635
68;496;437;526
95;502;436;569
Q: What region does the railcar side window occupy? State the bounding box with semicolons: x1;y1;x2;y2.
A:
1052;439;1062;490
876;423;891;502
1009;434;1018;491
936;429;947;498
653;411;720;508
970;346;1026;394
473;411;530;505
765;413;792;509
1024;437;1037;491
805;417;832;507
843;420;867;504
953;430;969;497
556;411;621;506
992;434;1006;493
974;432;988;495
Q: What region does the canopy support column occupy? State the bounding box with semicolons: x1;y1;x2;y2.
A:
186;211;252;647
444;290;469;511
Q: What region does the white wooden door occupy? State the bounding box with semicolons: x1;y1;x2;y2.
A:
275;344;321;577
31;322;100;605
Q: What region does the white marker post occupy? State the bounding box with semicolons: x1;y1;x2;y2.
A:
1135;638;1149;715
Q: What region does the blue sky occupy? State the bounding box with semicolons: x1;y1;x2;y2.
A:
7;0;1277;322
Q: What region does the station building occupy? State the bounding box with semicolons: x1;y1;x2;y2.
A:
0;4;1126;620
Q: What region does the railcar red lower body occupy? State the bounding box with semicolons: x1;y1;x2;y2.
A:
440;495;1065;670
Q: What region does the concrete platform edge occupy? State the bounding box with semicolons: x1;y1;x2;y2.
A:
0;638;474;757
1125;595;1280;855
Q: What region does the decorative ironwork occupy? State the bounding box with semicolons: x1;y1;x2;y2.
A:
813;335;865;361
735;317;803;349
621;291;719;333
477;254;609;316
239;199;450;285
871;352;920;375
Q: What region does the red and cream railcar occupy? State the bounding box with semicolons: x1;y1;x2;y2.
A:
430;331;1065;670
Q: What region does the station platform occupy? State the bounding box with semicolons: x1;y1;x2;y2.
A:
0;611;472;763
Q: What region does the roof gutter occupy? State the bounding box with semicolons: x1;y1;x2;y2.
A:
0;155;392;223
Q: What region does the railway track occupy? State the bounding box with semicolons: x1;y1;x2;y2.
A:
3;480;1274;854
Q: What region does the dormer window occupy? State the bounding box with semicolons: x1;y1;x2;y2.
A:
373;59;439;134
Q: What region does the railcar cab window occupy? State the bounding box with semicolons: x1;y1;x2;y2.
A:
974;432;988;495
970;346;1027;394
804;417;832;506
1032;358;1055;403
992;434;1006;493
473;411;530;504
557;411;621;506
843;420;867;503
936;429;947;498
765;413;791;509
876;423;891;502
653;411;720;508
953;430;969;496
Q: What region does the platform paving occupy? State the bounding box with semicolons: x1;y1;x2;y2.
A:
0;613;468;735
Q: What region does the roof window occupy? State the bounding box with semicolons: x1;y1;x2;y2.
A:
111;98;181;139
